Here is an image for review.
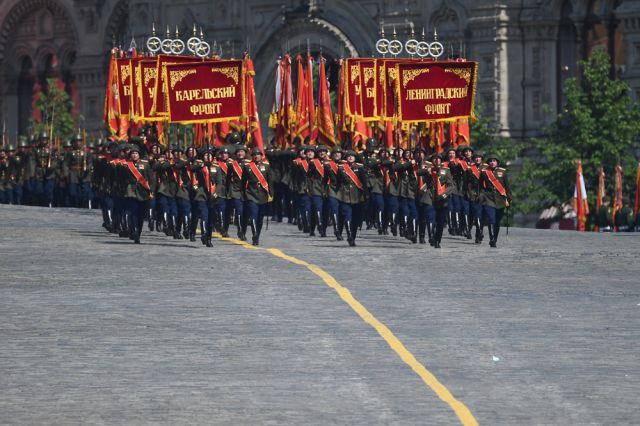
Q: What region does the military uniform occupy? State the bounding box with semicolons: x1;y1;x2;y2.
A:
122;145;153;244
480;155;512;247
241;148;272;245
336;151;368;246
417;154;455;248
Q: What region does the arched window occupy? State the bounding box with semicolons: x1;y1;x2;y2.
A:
18;56;34;134
557;0;577;110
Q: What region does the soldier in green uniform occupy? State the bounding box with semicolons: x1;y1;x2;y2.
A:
228;145;248;240
336;150;368;246
0;147;12;204
615;197;634;232
480;154;512;247
417;153;454;248
241;148;272;246
122;144;153;244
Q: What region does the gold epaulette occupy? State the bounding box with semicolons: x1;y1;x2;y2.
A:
497;167;506;172
354;163;364;167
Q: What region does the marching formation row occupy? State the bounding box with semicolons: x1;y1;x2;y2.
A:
1;132;513;248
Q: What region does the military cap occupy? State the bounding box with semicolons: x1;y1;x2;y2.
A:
316;145;329;152
304;145;316;152
73;132;83;141
251;147;263;156
234;145;247;153
457;144;473;153
472;150;484;159
485;153;500;163
18;137;29;148
7;144;16;151
413;146;427;154
225;132;242;145
86;140;97;149
430;153;442;162
63;140;73;148
331;146;343;154
39;131;49;140
128;144;141;154
365;137;377;148
218;145;231;154
344;149;356;158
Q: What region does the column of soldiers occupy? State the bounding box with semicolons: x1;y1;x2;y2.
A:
2;129;520;247
0;132;97;208
265;137;513;248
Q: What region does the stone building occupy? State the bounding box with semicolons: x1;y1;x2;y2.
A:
0;0;635;140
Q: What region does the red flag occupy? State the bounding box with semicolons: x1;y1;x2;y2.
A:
613;164;623;229
573;160;589;232
449;121;458;147
385;120;394;149
103;48;120;137
243;56;264;153
457;118;470;145
437;121;445;153
278;55;293;147
294;55;307;139
336;59;347;146
315;56;336;147
306;54;316;141
215;121;230;146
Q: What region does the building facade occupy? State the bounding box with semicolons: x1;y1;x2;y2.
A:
0;0;635;140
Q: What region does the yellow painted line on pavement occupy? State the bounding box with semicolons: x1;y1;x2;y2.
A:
213;233;478;426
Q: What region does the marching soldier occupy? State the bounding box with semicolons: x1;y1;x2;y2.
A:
480;154;512;247
189;147;215;247
173;146;191;240
212;146;232;237
418;153;454;248
228;145;248;240
0;147;12;204
122;144;153;244
365;147;389;235
64;133;87;207
465;151;486;243
308;145;328;237
337;150;368;246
241;148;272;246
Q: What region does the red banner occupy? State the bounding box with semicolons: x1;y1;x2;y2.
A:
164;59;244;124
116;58;132;116
395;61;478;122
151;55;204;117
137;59;163;121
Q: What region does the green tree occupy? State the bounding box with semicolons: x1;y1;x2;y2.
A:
520;49;640;214
32;78;78;142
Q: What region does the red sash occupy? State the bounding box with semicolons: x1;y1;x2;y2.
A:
413;163;424;190
127;161;150;191
328;160;338;175
313;159;325;178
299;159;309;173
249;162;270;194
172;168;182;186
218;161;228;175
431;168;446;197
485;169;507;196
231;160;243;179
203;166;217;194
343;163;363;189
186;167;197;186
470;164;481;180
380;165;390;187
459;160;469;172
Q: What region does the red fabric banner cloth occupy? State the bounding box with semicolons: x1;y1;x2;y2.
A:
151;55;204;117
163;60;244;124
395;61;478;122
137;59;164;122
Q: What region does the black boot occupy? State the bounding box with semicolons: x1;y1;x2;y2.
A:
183;216;191;239
493;225;501;247
390;213;398;237
410;219;417;243
250;219;259;245
447;211;454;235
334;214;344;241
460;214;471;239
148;209;155;231
377;212;384;235
434;224;443;248
418;221;426;244
189;218;198;242
474;218;483;244
345;221;355;246
427;222;434;246
317;212;326;237
488;224;496;247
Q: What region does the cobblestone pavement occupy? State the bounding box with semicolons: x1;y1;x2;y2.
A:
0;205;639;425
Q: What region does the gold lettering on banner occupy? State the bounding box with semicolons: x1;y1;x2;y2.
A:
175;86;236;102
405;87;468;100
120;65;131;84
123;86;131;96
170;69;197;89
388;67;397;81
403;68;430;88
190;103;223;115
366;87;375;98
363;67;375;86
444;67;472;84
211;67;239;84
351;65;360;84
424;103;452;115
144;68;157;86
379;66;385;84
